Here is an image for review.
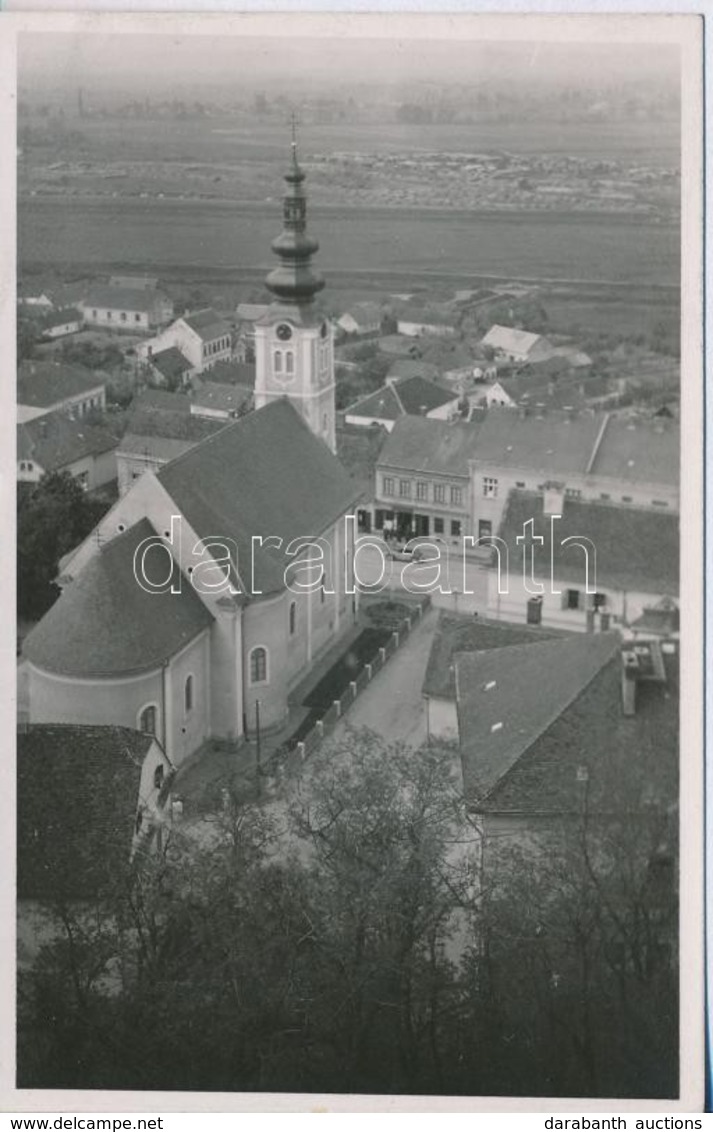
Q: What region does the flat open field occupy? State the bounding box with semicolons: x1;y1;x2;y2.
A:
19;197;679;287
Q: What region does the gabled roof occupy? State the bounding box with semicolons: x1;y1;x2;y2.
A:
81;284;165;314
455;633;620;803
24;519;213;678
495;489;679;594
181;308;231;342
588;416;679;488
393;375;458;415
471;408;605;476
158;399;361;596
464;643;678;815
18;410;119;471
378;415;482;478
17;724;154;901
346;384;403;422
423;611;560;699
481;324;546;356
41;307;82;331
149;347;193;382
17;361;105;409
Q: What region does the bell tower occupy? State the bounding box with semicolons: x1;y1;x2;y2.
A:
254;125;336;453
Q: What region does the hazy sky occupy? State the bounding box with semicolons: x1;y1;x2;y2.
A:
19;25;680;95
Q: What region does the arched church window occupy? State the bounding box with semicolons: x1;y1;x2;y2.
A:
289;601;297;636
185;674;194;714
285;351;294;374
274;351;282;373
139;704;158;736
250;646;268;685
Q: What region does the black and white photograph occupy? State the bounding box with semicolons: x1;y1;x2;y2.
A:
4;11;704;1110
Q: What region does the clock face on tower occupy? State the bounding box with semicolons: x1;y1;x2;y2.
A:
276;323;293;341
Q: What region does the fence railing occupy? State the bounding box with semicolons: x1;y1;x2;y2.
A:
264;596;431;783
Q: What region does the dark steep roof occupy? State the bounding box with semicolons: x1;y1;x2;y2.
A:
347;384;403;422
17;360;105;409
181;308;231;341
18;410;119;471
394;375;457;415
495;490;679;595
24;519;213;678
17;724;154;901
379;414;483;478
423;611;561;699
455;633;620;802
149;347;193;382
465;644;679;815
158;398;361;596
82;284;165;314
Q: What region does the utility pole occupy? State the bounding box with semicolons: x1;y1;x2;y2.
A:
255;699;261;800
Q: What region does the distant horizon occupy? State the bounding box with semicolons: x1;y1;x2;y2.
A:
18;28;680;99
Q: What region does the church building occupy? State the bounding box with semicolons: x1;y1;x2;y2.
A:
23;141;360;765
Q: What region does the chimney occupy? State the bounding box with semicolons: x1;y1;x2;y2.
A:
543;480;565;516
621;648;639;716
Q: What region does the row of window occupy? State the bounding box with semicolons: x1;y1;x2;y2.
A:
204;336;230;357
382;477;464;507
90;309;145;324
19;461;34;473
138;674;195;737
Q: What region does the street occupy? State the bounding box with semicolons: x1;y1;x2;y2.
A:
352;537;490;615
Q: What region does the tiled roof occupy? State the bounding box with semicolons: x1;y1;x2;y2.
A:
135;388;191;413
17;361;105;409
336;423;388;502
17;724;154;901
346;384;403;422
471;408;605;476
423;611;560;699
588;416;679;487
192;382;251;415
339;302;382;326
18;410;119;471
202;361;256;388
393;375;457;415
181;308;231;342
481;324;546;356
125;403;225;444
117;434;198;464
24;519;213;678
158;399;361;596
468;644;678;814
455;634;617;806
41;307;82;331
378;415;482;478
81;284;164;314
496;490;679;594
149;347;193;382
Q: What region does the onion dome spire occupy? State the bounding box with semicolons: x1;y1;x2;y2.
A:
266;118;325;305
